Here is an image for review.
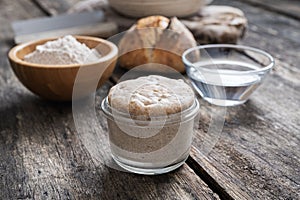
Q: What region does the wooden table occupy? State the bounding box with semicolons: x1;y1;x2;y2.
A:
1;0;299;199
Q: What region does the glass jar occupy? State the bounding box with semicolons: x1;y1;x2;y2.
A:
101;97;199;175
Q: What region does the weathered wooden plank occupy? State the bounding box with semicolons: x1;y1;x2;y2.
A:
102;1;300;198
0;86;220;199
0;2;50;199
15;0;300;199
33;0;136;33
33;0;141;33
188;0;300;199
32;0;75;15
237;0;300;20
0;1;220;199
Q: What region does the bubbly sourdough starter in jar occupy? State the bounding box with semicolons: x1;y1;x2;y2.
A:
102;75;199;174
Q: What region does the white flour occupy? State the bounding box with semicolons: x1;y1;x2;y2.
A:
24;35;101;65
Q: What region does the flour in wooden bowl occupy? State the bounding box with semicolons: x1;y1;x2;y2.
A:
24;35;101;65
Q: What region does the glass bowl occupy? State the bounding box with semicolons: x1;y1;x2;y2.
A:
182;44;275;106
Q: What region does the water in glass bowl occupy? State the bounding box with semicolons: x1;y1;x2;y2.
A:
187;60;262;106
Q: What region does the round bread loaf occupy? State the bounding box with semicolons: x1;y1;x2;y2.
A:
108;75;194;119
118;16;197;73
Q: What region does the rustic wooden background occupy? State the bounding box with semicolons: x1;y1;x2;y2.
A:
0;0;299;199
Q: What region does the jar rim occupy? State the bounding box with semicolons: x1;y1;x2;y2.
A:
101;97;200;125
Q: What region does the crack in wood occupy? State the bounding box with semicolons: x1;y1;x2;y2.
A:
31;0;52;16
186;156;234;200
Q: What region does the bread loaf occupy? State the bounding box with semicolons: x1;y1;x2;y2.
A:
118;16;197;73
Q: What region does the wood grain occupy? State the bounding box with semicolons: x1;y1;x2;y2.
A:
3;0;300;199
32;0;73;15
0;0;220;199
237;0;300;20
189;0;300;199
36;0;300;199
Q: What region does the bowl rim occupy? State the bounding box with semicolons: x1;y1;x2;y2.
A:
182;44;275;75
108;0;212;5
8;35;118;69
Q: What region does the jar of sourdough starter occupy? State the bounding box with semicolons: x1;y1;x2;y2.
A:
101;75;200;174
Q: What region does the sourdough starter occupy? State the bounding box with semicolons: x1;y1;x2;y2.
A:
106;75;198;168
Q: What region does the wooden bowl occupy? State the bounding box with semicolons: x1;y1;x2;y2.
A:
108;0;209;18
8;36;118;101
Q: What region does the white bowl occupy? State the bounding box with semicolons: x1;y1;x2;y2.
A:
108;0;209;18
